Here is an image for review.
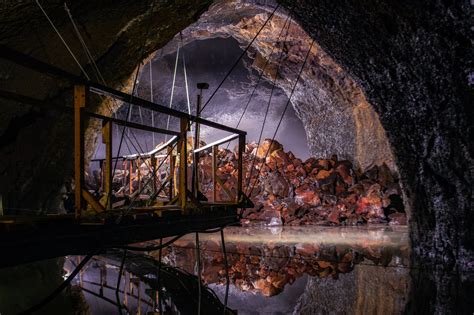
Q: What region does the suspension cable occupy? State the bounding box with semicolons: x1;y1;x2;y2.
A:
248;40;315;196
112;1;157;203
181;32;192;118
35;0;90;79
245;17;293;194
198;4;280;115
165;41;181;139
64;3;154;175
149;62;155;147
224;12;292;153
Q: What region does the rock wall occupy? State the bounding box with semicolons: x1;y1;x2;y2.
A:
275;0;473;272
0;0;213;213
0;0;471;281
160;1;397;172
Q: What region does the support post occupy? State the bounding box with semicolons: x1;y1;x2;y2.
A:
179;118;188;211
193;93;201;198
99;160;104;193
212;145;218;202
151;155;157;195
129;160;133;195
74;85;86;219
168;145;175;201
137;158;142;193
237;134;245;203
102;120;112;210
193;83;207;199
122;159;127;188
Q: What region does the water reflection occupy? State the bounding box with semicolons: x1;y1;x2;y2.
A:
66;225;411;314
156;226;410;314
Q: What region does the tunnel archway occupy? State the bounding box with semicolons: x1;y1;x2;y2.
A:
0;1;472;313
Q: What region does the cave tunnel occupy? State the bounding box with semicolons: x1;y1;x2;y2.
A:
0;0;472;314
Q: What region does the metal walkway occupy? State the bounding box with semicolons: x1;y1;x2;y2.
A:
0;46;253;268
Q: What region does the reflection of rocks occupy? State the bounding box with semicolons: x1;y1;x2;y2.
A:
156;230;409;297
197;139;406;226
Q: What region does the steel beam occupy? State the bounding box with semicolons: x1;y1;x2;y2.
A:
0;45;246;135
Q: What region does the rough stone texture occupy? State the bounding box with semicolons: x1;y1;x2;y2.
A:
0;0;473;311
0;0;213;213
161;1;397;172
293;264;410;315
275;0;474;271
0;258;90;315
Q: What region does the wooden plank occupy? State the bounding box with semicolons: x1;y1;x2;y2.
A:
179;117;188;212
123;135;178;160
82;189;105;213
129;160;133;194
212;145;218;202
74;85;86;219
0;45;247;135
237;134;245;203
193;134;239;153
215;176;234;200
168;145;175;202
102;120;112;210
84;112;180;137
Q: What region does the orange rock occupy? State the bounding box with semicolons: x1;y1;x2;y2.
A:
316;169;332;180
256;139;283;159
328;209;340;224
317;261;332;269
295;190;321;206
317;159;331;170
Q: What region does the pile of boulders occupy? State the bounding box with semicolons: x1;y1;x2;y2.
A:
199;139;406;226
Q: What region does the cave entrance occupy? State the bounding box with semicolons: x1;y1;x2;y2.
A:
93;1;406;227
107;36;310;161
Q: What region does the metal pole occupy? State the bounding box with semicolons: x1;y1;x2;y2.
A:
193;83;208;198
193;93;201;198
